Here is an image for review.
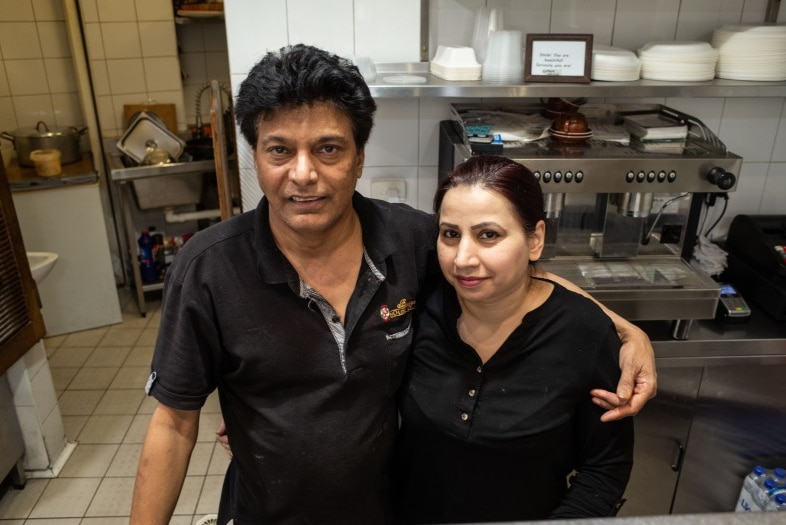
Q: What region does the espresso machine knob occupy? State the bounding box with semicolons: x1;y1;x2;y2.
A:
706;166;736;190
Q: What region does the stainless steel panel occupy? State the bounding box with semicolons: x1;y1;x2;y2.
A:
671;365;786;514
367;62;786;98
619;367;703;516
540;258;721;321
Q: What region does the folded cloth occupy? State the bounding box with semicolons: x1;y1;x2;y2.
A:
691;235;728;277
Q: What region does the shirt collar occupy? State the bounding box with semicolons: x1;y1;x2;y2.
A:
253;192;396;285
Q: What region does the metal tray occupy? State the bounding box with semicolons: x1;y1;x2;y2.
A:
116;111;185;164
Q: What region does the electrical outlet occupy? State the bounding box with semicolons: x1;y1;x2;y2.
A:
370;179;407;202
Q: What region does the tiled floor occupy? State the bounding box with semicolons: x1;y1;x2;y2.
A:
0;288;228;524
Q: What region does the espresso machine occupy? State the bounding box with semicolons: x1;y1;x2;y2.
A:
439;102;743;336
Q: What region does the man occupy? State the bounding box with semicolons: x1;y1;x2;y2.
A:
131;44;655;525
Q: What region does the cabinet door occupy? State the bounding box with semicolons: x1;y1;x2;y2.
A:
618;366;703;516
671;364;786;514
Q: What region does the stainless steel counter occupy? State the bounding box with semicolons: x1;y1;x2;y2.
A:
6;152;98;192
637;308;786;366
368;63;786;99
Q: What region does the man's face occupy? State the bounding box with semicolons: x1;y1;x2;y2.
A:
254;102;364;238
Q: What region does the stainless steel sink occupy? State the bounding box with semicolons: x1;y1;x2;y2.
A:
104;145;214;210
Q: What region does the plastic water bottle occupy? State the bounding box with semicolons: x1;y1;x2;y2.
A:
737;465;769;512
766;492;786;511
754;478;780;511
773;467;786;486
138;230;159;283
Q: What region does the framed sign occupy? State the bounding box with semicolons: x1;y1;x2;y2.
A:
525;34;593;83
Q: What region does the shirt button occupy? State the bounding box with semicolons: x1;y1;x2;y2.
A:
468;389;476;397
460;412;469;421
476;366;482;373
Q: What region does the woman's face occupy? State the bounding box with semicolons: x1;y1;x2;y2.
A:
437;184;545;305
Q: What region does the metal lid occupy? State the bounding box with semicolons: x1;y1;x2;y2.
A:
116;111;185;164
14;121;82;138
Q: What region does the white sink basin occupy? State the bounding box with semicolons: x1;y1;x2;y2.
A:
27;252;59;284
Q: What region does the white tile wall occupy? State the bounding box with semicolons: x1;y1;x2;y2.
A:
490;0;551;41
719;162;768;237
224;0;786;223
45;58;78;93
611;0;681;51
6;340;66;473
665;97;725;134
37;21;71;58
675;0;744;41
719;98;784;162
139;21;177;57
32;0;65;21
287;0;354;57
0;22;43;59
5;59;49;95
428;0;483;54
225;0;288;76
761;163;786;213
355;0;421;62
100;22;142;59
134;0;173;22
96;0;138;23
551;0;616;43
5;0;36;21
0;63;10;96
773;104;786;163
364;98;420;167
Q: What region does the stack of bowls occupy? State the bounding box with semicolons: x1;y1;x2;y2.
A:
430;46;482;81
591;44;641;81
638;41;718;81
549;113;593;143
712;24;786;81
482;30;524;84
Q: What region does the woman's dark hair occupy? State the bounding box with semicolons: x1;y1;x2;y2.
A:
235;44;377;150
434;155;545;238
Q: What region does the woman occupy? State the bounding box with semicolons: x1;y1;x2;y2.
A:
394;155;633;523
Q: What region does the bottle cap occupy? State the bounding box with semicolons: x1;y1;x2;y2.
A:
754;466;767;476
776;493;786;504
765;479;778;489
774;467;786;479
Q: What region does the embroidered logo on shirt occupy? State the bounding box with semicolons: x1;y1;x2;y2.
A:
380;298;416;322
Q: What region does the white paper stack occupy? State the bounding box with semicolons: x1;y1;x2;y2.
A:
591;44;641;81
430;46;482;81
638;41;718;81
712;24;786;81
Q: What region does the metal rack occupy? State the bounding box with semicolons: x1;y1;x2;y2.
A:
106;149;215;316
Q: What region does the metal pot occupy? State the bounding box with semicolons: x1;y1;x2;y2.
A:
1;121;87;167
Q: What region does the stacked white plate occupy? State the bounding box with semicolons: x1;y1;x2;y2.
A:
712;24;786;81
637;41;719;81
430;45;482;81
591;44;641;81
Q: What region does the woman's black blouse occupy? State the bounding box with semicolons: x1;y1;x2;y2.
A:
394;278;634;524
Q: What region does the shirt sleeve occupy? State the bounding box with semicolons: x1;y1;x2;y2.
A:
148;249;221;410
549;324;635;519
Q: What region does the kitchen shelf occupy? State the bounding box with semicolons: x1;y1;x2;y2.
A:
368;63;786;99
106;146;216;316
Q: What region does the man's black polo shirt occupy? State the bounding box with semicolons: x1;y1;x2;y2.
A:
147;192;437;524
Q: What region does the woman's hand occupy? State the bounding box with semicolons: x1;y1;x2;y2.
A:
591;323;657;422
